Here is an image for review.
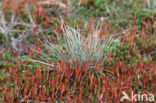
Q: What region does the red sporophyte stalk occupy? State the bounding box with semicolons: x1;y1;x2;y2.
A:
38;2;43;17
78;87;83;102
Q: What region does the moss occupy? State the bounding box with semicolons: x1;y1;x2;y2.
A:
4;52;11;60
72;0;155;31
139;8;152;18
0;33;6;45
0;69;9;80
0;61;7;68
124;2;132;7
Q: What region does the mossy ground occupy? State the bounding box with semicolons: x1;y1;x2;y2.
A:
0;0;156;102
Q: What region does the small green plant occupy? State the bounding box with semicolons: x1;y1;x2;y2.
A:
43;20;117;64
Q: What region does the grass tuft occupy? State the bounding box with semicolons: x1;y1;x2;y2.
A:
43;20;118;65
